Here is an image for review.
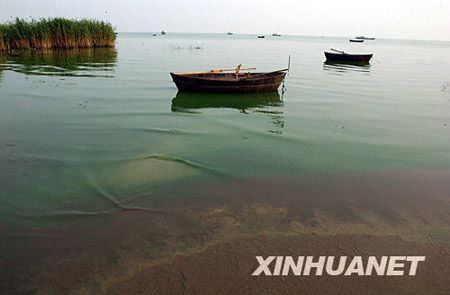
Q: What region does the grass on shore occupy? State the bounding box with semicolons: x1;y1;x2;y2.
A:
0;18;116;51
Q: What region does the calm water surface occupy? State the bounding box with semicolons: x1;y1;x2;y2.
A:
1;33;450;227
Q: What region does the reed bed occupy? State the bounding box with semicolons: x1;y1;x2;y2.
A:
0;18;116;51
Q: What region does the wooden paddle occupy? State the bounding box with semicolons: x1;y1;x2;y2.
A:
175;67;256;75
213;67;256;73
330;48;348;55
242;68;288;80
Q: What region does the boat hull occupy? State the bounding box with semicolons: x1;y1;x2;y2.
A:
170;72;286;93
324;52;373;64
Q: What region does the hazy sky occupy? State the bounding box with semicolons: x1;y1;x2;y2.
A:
1;0;449;41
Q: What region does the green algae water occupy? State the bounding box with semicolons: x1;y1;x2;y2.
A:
2;34;450;293
1;33;450;227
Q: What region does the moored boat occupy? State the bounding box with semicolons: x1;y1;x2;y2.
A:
258;35;265;39
324;48;373;64
355;36;376;40
170;65;287;93
349;38;364;43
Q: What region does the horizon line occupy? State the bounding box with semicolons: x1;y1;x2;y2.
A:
117;31;450;43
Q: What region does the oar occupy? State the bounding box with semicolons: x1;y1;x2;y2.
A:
330;48;347;55
241;68;288;80
175;67;256;75
212;67;256;72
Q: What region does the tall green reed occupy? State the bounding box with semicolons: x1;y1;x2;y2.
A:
0;18;116;51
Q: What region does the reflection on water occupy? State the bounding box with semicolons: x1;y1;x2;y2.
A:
0;54;5;81
171;91;285;134
323;61;371;74
171;91;283;113
0;48;117;78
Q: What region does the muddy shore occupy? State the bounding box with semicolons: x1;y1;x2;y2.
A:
110;234;450;295
1;169;450;293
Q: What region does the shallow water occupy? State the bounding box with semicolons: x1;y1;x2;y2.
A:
1;33;450;292
1;34;450;226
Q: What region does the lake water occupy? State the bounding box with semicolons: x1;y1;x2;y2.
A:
1;33;450;292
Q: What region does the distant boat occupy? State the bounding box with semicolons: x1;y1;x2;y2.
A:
272;33;281;37
258;35;265;39
161;30;166;35
355;36;376;40
170;65;287;93
349;39;364;43
324;48;373;64
227;32;234;35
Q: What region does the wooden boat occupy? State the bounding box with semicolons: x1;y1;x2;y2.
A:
272;33;281;37
170;65;287;93
349;38;364;43
227;32;234;35
324;48;373;64
258;35;265;39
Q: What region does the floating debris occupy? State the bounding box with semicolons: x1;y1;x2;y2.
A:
171;44;204;50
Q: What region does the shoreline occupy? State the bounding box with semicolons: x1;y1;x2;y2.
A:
108;234;450;294
1;168;450;293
